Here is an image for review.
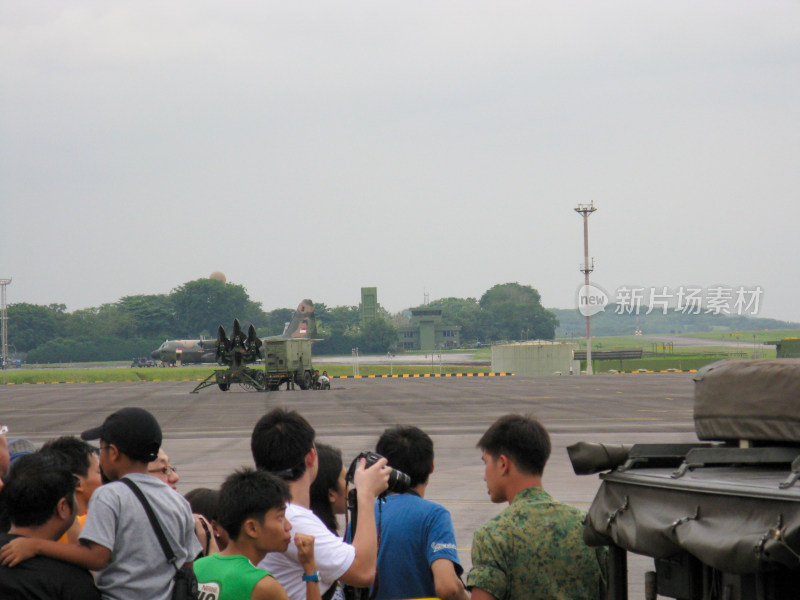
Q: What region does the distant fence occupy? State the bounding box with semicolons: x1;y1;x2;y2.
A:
573;350;643;361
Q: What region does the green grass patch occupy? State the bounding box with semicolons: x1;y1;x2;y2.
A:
470;348;491;361
395;348;491;361
557;335;651;349
584;355;730;373
559;336;776;358
676;329;800;344
0;366;217;385
1;363;501;385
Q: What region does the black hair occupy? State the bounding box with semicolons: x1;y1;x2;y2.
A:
251;408;315;480
185;488;220;523
477;414;551;476
1;453;77;528
376;425;433;488
39;436;97;478
217;468;290;540
310;443;343;535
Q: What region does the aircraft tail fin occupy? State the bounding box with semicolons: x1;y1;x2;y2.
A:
282;299;318;339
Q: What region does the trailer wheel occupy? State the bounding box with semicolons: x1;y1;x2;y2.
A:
302;370;312;390
295;373;305;390
254;371;267;389
218;381;230;391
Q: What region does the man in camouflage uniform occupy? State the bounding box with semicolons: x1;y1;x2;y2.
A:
467;414;606;600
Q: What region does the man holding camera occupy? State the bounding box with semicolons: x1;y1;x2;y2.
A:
251;408;391;600
371;425;467;600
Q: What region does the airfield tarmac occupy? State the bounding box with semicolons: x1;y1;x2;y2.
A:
1;373;700;596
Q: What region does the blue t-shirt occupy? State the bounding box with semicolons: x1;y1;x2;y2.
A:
373;493;462;600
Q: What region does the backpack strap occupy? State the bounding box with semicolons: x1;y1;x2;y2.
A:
120;477;178;568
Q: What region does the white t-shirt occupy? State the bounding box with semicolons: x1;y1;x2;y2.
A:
259;503;356;600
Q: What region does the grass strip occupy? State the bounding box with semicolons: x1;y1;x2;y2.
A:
0;364;497;385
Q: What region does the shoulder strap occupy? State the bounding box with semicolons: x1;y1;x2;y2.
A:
120;477;178;566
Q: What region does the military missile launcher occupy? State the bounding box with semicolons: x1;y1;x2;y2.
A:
192;319;267;392
191;319;314;393
571;359;800;600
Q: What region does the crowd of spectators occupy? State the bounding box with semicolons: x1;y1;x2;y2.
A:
0;408;606;600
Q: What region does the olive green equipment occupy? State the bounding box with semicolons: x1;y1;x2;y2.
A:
571;359;800;600
262;337;314;391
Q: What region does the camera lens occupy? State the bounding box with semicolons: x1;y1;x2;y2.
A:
388;468;411;493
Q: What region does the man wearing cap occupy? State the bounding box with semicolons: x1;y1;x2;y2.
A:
0;407;201;600
7;439;36;466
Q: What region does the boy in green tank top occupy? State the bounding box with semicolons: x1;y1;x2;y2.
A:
194;469;321;600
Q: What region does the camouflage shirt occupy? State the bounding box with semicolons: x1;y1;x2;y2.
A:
467;487;606;600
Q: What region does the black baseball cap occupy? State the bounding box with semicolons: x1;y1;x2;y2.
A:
81;407;162;463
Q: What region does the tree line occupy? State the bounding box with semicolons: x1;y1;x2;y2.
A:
552;306;799;338
8;280;558;363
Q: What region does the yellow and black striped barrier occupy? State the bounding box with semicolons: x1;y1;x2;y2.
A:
333;372;513;379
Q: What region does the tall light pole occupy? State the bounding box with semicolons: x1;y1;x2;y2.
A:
0;278;11;370
574;204;596;374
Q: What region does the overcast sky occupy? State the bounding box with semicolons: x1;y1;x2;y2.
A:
2;1;799;322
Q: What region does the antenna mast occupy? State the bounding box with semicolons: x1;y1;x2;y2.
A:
0;278;11;369
574;203;596;374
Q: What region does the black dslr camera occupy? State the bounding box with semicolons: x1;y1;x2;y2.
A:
343;452;412;600
345;451;411;495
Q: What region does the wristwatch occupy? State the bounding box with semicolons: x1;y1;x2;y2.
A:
302;571;320;582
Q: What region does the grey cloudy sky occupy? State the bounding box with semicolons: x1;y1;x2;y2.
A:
2;1;799;322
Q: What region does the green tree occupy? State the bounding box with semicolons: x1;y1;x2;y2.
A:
62;304;129;339
317;305;360;337
27;336;164;363
260;308;295;337
62;307;104;338
116;295;175;338
312;304;365;354
425;297;481;341
7;303;61;352
170;279;263;337
478;283;559;341
357;319;399;353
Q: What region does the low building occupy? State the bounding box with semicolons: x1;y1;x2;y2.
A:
491;341;580;376
772;338;800;358
397;308;461;352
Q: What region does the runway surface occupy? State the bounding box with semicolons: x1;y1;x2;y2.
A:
0;373;700;596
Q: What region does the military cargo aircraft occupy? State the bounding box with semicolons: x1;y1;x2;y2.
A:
150;299;317;365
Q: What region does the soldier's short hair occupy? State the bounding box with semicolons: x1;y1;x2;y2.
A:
478;414;551;476
251;408;315;480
